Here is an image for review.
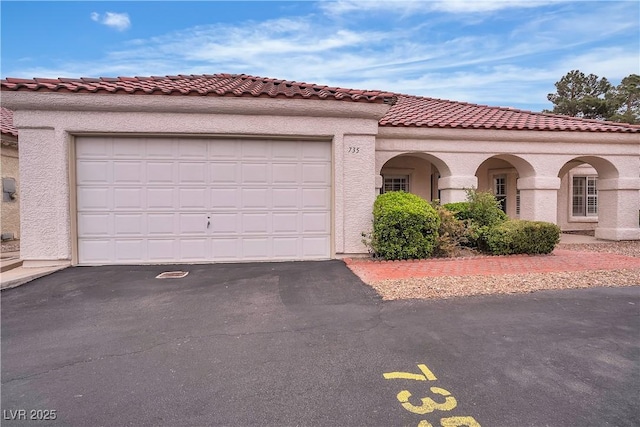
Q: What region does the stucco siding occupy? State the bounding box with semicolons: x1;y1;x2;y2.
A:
1;141;19;239
7;95;387;264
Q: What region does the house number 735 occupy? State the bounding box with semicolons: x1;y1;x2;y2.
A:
348;146;360;153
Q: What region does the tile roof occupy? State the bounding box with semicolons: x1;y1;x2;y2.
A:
0;73;395;104
1;107;18;138
2;73;638;133
380;95;640;133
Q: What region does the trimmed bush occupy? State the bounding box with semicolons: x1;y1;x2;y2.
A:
443;202;471;221
371;192;441;260
482;220;561;255
464;189;508;228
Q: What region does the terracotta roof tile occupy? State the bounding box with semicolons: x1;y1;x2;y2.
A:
1;73;395;104
0;107;18;137
380;95;639;133
2;73;639;133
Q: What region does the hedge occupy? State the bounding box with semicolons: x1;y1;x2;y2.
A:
371;192;441;260
482;220;561;255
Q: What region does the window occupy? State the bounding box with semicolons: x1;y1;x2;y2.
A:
516;189;521;216
493;175;507;212
383;175;409;193
572;176;597;216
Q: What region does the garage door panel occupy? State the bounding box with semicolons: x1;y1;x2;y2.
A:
209;141;239;159
241;188;269;209
78;240;113;264
241;141;270;159
179;239;208;260
78;187;111;210
113;214;145;236
210;162;239;183
113;161;143;183
148;239;177;261
241;163;269;184
242;238;270;259
179;188;208;209
302;236;330;257
302;212;330;233
148;213;176;235
77;138;110;158
179;214;207;234
147;188;176;209
78;213;111;236
114;240;146;261
76;137;331;264
210;213;238;234
272;141;299;159
272;163;299;184
78;161;109;183
302;188;330;209
272;188;299;209
112;138;145;158
114;188;143;210
302;163;331;184
179;162;206;183
302;143;331;160
211;238;240;260
273;212;299;233
179;140;208;158
210;188;240;209
147;162;175;183
241;213;269;233
273;237;299;258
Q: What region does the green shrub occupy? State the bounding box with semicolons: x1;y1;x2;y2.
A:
443;202;471;221
482;220;561;255
465;189;508;228
370;191;441;260
432;202;469;257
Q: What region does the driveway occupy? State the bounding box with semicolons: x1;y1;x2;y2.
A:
1;261;638;426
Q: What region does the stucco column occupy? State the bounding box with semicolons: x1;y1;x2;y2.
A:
438;175;477;204
516;176;560;224
340;134;377;254
594;178;640;241
18;128;72;267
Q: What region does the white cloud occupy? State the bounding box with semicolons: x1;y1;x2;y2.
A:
7;4;636;113
319;0;564;16
90;12;131;31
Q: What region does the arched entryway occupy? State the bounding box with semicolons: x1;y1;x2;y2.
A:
556;156;623;238
377;152;451;201
475;154;536;219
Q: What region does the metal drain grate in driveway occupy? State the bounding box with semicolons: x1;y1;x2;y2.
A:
156;271;189;279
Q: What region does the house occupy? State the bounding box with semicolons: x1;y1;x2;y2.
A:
1;74;638;267
1;107;19;242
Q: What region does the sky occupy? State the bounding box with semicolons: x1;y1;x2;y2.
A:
1;1;638;112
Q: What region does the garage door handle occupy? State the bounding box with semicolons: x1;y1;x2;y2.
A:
207;217;211;229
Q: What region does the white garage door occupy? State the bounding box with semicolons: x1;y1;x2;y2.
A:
75;137;332;265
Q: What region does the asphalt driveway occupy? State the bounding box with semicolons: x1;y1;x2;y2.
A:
1;261;638;427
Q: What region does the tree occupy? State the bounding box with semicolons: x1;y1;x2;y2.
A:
545;70;615;120
606;74;640;124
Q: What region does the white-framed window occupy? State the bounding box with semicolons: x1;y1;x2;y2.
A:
493;174;507;212
572;176;598;216
383;175;409;193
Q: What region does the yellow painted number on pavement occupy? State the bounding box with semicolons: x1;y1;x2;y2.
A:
397;387;457;415
440;416;481;426
418;417;481;427
383;364;438;381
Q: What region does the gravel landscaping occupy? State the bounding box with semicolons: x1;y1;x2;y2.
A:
363;241;640;300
